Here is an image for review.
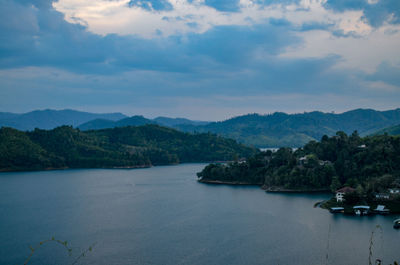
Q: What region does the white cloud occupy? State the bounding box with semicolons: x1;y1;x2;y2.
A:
52;0;400;73
55;0;373;38
280;24;400;72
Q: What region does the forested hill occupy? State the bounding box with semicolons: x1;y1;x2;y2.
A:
0;125;257;172
373;124;400;136
176;108;400;147
197;132;400;192
78;116;208;130
3;108;400;147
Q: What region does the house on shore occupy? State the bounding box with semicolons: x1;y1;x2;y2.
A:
375;193;390;200
336;187;356;202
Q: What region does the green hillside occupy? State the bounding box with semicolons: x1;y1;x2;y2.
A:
198;132;400;193
0;125;257;172
177;109;400;147
373;124;400;136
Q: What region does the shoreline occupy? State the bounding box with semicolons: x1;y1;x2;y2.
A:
198;179;332;193
262;186;331;193
0;161;213;173
0;164;153;173
198;179;262;186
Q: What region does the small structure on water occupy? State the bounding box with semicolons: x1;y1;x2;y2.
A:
394;219;400;229
374;205;390;215
353;205;370;215
330;207;344;213
336;187;356;202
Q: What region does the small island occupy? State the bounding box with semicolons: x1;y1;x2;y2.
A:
197;131;400;214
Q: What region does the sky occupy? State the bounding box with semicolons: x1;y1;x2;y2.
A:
0;0;399;120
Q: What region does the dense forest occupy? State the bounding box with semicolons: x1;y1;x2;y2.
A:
178;109;400;147
373;124;400;136
197;132;400;193
0;125;257;172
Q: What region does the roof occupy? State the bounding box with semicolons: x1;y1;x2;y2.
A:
375;193;389;196
375;205;385;211
330;207;344;210
336;187;356;193
353;206;370;209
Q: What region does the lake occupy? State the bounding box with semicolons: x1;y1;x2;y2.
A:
0;164;399;265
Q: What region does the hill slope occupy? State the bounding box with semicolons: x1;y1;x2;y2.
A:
176;109;400;147
78;116;209;130
78;116;156;130
373;124;400;136
0;125;257;172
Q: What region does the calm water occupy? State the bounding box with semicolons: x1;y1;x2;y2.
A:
0;164;399;265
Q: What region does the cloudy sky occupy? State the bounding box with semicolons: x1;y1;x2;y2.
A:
0;0;399;120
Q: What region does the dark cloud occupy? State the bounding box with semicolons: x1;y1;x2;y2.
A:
191;0;301;12
367;62;400;86
298;21;334;31
201;0;241;12
0;0;398;116
128;0;173;11
253;0;301;6
324;0;400;27
0;0;302;74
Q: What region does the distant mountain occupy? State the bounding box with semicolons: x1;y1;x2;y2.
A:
75;119;118;131
0;109;210;131
153;117;209;127
0;109;127;131
373;124;400;136
175;108;400;147
78;116;209;130
78;115;156;130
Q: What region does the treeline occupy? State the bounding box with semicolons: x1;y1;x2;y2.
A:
197;132;400;192
0;125;257;172
177;109;400;147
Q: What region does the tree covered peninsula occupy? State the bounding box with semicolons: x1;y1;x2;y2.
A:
198;132;400;194
0;125;257;172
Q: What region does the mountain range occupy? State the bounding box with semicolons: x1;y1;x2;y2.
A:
77;116;208;130
0;109;208;131
0;109;126;131
1;108;400;147
174;109;400;147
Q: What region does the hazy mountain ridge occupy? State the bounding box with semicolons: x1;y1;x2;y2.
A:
153;117;209;127
0;109;127;131
0;109;208;131
78;116;207;130
175;108;400;147
78;116;157;130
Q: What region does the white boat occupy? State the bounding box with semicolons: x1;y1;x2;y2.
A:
394;219;400;229
330;207;344;213
353;206;370;216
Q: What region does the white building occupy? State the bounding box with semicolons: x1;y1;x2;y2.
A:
336;187;356;202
